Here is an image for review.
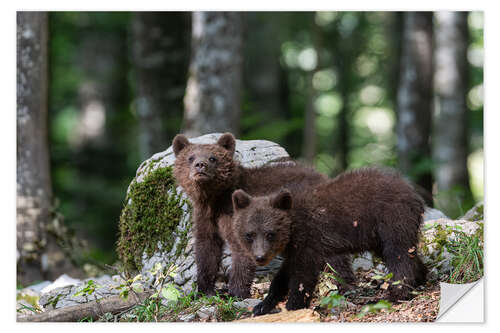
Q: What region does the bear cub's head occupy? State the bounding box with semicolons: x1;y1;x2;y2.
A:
232;189;293;266
172;133;237;191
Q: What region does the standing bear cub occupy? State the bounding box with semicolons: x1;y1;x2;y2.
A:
231;167;428;316
172;133;355;298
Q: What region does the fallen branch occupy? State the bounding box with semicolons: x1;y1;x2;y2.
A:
17;291;152;322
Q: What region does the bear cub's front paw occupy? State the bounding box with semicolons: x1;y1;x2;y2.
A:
252;301;274;316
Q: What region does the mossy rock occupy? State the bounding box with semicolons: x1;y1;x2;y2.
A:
117;133;292;293
419;218;483;281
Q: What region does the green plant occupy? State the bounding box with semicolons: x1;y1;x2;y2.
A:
446;227;483;284
204;294;248;322
323;262;346;285
74;279;102;298
357;300;393;317
16;303;41;314
320;290;347;312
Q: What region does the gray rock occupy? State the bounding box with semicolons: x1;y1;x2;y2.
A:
423;207;448;221
197;305;216;320
40;274;82;294
234;298;261;309
179;313;196;322
38;274;127;310
352;252;374;271
25;280;51;293
461;201;484;222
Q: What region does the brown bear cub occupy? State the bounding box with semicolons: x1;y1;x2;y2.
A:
231;167;427;316
172;133;355;298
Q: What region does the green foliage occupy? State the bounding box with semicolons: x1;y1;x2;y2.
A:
324;262;345;285
117;263;247;322
357;300;393;317
320;291;347;311
446;226;484;284
210;295;247;322
16;303;41;314
116;165;189;271
74;279;102;298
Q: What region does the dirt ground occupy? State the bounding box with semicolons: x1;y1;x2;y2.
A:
241;269;440;323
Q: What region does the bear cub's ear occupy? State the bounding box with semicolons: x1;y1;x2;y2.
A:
217;133;236;155
271;190;292;210
173;134;191;156
232;189;251;210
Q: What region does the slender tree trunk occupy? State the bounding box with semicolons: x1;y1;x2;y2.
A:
17;11;51;285
389;12;404;108
337;66;350;171
433;11;472;216
17;12;79;286
302;71;317;164
183;12;243;137
334;13;366;172
244;12;285;119
396;12;434;194
17;12;57;285
131;12;190;158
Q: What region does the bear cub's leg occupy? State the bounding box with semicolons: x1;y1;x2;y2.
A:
194;232;224;296
285;262;321;311
253;261;291;316
326;254;356;293
228;252;256;299
376;209;427;301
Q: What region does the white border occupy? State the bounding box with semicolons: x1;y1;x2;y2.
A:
2;1;497;332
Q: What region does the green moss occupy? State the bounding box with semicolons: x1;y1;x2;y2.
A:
434;226;449;248
117;165;190;271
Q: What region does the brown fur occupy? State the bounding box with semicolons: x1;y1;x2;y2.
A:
232;167;428;315
172;133;352;298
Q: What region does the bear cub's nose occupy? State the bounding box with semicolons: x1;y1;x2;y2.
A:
195;161;207;172
255;256;266;264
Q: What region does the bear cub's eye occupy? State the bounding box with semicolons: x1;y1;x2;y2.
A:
188;155;195;163
209;156;217;163
266;232;276;241
245;232;255;243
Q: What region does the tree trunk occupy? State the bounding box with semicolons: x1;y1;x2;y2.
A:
396;12;434;194
131;12;190;159
183;12;243;137
243;12;286;119
433;12;472;216
17;12;68;286
333;13;367;172
302;72;317;164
